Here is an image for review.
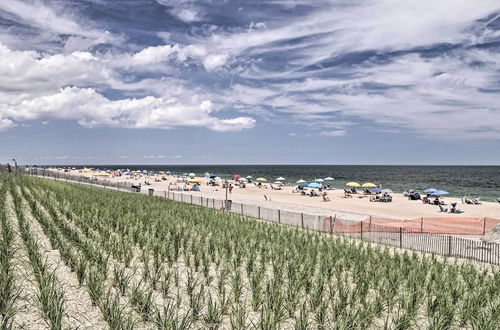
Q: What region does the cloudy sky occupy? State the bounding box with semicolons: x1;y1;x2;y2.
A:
1;0;500;165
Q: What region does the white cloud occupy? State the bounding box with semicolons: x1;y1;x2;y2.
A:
0;0;117;51
203;53;228;71
319;130;346;137
0;118;15;131
0;87;255;132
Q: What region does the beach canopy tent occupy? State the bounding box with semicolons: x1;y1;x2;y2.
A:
432;190;449;196
315;178;325;182
276;177;286;181
324;177;334;181
296;179;307;184
233;174;241;178
308;182;321;188
424;188;438;193
256;178;267;182
381;189;393;194
370;188;382;193
362;183;377;188
346;182;361;187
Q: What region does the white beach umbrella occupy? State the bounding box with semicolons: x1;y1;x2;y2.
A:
276;177;286;181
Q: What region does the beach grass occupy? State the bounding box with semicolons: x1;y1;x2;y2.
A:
1;173;500;329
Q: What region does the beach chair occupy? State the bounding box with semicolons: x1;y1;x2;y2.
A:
438;204;448;212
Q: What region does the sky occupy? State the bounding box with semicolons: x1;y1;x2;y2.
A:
1;0;500;165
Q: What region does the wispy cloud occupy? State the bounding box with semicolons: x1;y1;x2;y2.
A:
0;0;499;141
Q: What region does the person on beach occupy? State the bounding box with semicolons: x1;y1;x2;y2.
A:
229;184;233;194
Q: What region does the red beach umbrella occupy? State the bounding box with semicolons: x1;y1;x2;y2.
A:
233;174;241;178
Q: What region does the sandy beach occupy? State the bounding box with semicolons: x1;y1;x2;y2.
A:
48;169;500;221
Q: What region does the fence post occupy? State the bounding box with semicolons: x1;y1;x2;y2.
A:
258;206;261;219
191;195;193;204
448;235;452;256
360;222;363;240
278;209;281;223
420;217;424;233
482;217;487;235
329;216;334;234
399;227;403;248
164;191;166;198
212;199;215;208
241;204;244;215
301;213;304;228
369;215;372;231
181;194;183;203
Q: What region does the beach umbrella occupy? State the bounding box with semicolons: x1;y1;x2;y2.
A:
182;172;188;176
166;171;171;174
214;176;222;181
274;181;283;184
233;174;241;178
381;189;393;194
315;178;325;183
188;179;201;184
296;179;307;183
370;188;382;193
276;177;286;181
298;183;309;188
256;177;267;182
362;183;377;188
308;182;321;188
432;190;449;196
238;177;248;181
424;188;438;193
346;182;361;187
189;172;195;177
324;177;334;181
246;175;252;179
209;173;217;178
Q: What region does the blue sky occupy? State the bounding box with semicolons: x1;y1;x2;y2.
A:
1;0;500;165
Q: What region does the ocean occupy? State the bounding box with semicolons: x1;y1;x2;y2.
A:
60;165;500;202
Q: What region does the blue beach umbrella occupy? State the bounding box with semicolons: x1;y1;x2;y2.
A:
209;173;217;178
308;182;321;188
424;188;438;193
381;189;393;194
298;183;309;188
432;190;449;196
370;188;382;193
